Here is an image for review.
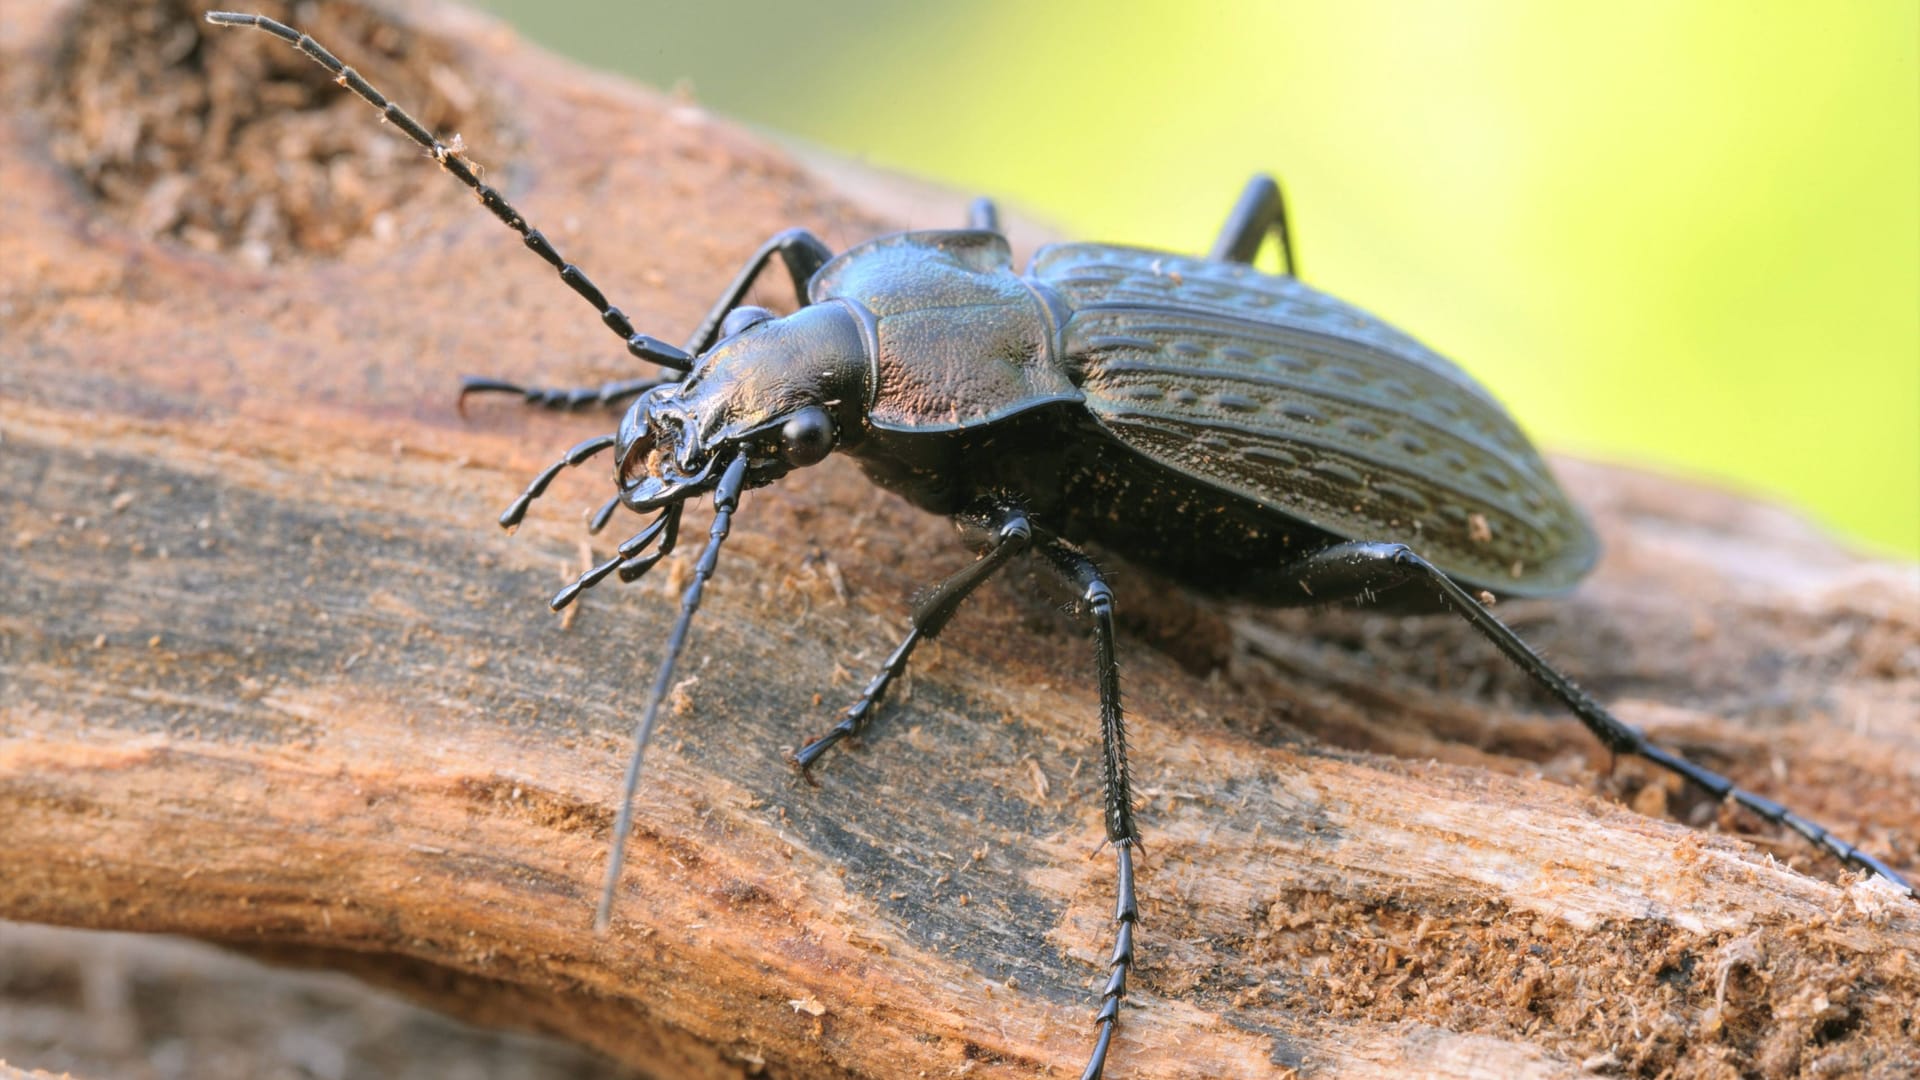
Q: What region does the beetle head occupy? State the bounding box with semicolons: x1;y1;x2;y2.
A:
615;301;872;511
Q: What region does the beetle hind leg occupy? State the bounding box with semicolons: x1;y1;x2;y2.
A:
1281;540;1917;899
791;502;1032;771
1210;173;1298;277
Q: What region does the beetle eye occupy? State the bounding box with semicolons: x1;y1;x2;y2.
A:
779;407;835;466
720;306;775;339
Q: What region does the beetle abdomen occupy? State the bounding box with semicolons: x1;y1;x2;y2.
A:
1034;245;1596;595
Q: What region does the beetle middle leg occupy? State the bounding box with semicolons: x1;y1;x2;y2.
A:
795;512;1142;1078
1210;173;1298;277
791;501;1032;771
1033;537;1139;1080
1281;540;1917;898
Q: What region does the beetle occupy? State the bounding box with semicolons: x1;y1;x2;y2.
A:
207;12;1915;1079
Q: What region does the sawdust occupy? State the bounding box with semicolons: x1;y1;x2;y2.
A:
1227;890;1918;1079
38;0;505;264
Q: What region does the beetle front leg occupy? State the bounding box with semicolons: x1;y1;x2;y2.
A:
681;228;837;355
1283;541;1917;899
791;502;1031;772
1209;173;1298;277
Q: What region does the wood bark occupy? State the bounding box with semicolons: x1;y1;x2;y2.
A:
3;2;1916;1078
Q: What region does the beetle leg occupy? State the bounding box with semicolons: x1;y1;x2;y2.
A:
1283;541;1917;899
681;229;837;356
456;374;672;418
791;502;1032;772
967;197;1001;233
1032;538;1139;1080
1209;173;1298;277
1035;540;1141;848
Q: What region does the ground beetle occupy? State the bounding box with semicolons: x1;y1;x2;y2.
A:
209;13;1916;1078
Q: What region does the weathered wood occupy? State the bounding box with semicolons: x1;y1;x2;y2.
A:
0;920;638;1079
3;3;1916;1078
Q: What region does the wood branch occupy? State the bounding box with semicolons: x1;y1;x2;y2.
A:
4;3;1917;1078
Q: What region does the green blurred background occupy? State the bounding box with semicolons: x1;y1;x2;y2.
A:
474;0;1918;559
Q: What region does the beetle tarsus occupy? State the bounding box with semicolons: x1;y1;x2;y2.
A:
790;636;910;772
458;374;671;418
1079;841;1138;1080
790;719;855;772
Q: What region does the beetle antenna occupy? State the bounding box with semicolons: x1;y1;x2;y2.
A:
498;434;617;531
596;454;750;932
204;12;694;373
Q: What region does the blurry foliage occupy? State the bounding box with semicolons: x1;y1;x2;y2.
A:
476;0;1918;557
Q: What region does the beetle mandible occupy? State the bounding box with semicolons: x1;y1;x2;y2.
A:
206;12;1916;1079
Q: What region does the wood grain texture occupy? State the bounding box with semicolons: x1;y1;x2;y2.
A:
3;3;1917;1078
